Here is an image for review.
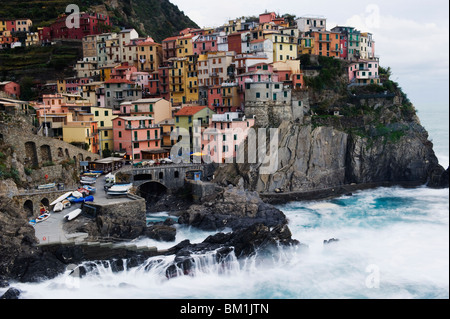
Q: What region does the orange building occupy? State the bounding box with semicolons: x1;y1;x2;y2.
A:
308;31;340;58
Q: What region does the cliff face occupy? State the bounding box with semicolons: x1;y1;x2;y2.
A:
214;72;447;193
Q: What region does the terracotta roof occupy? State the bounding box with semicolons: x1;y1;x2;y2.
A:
104;79;134;84
162;36;180;42
250;39;267;43
174;105;207;116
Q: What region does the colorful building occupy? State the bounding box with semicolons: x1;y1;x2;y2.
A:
348;59;380;85
112;116;164;162
89;106;117;154
174;105;216;149
203;112;255;162
307;31;340;58
137;37;162;73
119;98;172;124
63;120;99;154
0;81;20;98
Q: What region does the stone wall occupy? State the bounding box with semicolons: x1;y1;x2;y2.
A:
84;195;147;239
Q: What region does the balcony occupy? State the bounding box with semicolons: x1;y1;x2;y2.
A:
114;96;125;101
125;124;160;130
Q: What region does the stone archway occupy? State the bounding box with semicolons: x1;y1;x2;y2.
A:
24;141;38;167
137;181;168;209
40;144;52;162
41;198;49;209
65;148;70;158
57;147;64;158
134;174;153;181
23;200;33;217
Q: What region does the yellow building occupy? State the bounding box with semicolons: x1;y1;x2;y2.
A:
137;37;163;73
63;120;99;154
169;56;199;105
299;36;315;55
80;82;103;106
264;33;298;62
90;106;117;154
176;34;194;58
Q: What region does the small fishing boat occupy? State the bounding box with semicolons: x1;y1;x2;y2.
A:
38;183;56;190
36;212;50;223
80;179;96;185
107;183;132;195
72;191;83;198
29;219;36;226
82;185;96;194
50;191;72;206
64;209;82;221
70;195;94;203
77;188;90;196
104;173;115;183
53;202;64;212
62;199;71;209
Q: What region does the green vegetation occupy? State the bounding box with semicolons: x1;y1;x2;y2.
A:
303;55;345;92
1;0;199;44
0;44;82;99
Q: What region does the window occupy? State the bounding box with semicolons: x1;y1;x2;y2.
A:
133;142;139;148
256;92;260;98
118;121;122;126
95;110;99;116
104;110;109;116
100;121;104;127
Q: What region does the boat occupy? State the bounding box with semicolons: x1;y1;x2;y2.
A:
29;219;36;226
62;199;71;209
81;176;97;182
77;188;90;196
70;195;94;203
80;179;96;185
107;183;132;195
64;208;82;221
39;204;48;214
72;191;83;198
36;212;50;223
50;191;73;206
38;183;56;190
53;202;64;212
82;185;96;194
83;172;101;177
104;173;115;183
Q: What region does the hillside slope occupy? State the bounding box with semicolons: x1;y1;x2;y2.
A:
0;0;199;42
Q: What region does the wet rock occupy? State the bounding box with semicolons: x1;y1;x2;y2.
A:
323;238;339;245
178;186;288;231
145;224;176;242
0;287;21;299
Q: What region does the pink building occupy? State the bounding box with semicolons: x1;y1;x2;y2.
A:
0;81;20;98
111;64;138;80
112;116;164;162
236;63;279;99
193;34;218;55
348;59;380;85
259;12;277;24
202;112;256;162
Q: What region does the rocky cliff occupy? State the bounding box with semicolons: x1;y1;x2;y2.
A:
214;58;448;193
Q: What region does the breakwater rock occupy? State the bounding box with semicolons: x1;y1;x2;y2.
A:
178;186;288;231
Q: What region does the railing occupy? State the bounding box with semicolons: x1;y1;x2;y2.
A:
125;124;159;130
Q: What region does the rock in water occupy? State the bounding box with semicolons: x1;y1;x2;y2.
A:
145;224;176;242
1;287;21;299
178;186;288;231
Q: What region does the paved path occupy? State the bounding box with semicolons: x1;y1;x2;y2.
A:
33;173;137;245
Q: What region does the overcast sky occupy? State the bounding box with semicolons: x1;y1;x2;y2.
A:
170;0;449;111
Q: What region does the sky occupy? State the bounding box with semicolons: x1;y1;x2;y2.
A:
170;0;449;112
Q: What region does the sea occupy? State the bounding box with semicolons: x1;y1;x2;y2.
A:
1;104;448;301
